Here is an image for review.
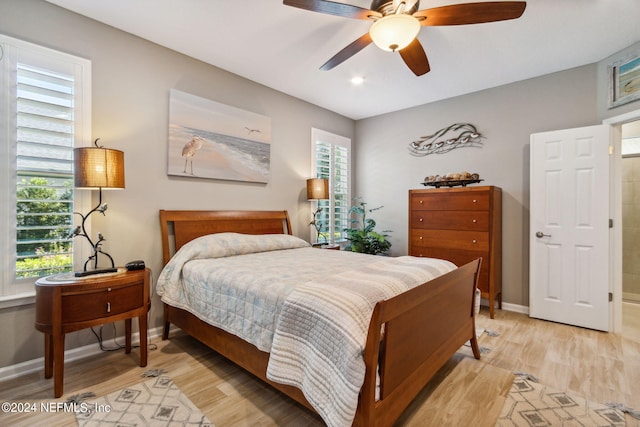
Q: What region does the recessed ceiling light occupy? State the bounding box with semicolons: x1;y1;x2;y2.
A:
351;76;365;85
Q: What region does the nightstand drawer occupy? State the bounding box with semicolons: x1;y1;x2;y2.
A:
61;283;143;324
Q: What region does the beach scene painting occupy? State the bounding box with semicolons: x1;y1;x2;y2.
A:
168;89;271;183
610;51;640;108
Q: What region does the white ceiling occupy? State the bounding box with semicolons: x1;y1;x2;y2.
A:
45;0;640;120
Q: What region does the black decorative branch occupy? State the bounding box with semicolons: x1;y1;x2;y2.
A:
68;188;116;275
309;206;327;244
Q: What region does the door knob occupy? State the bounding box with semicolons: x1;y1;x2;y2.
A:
535;231;551;238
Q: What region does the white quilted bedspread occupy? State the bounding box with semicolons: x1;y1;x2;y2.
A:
266;256;456;427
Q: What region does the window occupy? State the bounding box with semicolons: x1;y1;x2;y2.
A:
0;34;91;302
311;128;351;244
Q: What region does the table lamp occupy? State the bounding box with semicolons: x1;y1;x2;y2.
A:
70;138;125;276
306;178;329;244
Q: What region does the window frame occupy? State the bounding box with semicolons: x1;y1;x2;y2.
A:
0;34;92;306
310;128;352;245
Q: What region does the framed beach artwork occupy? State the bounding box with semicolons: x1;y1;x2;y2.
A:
168;89;271;183
609;50;640;108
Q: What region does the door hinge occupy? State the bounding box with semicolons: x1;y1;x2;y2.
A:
609;218;613;228
609;292;613;302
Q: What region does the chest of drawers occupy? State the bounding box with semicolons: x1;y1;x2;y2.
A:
409;186;502;318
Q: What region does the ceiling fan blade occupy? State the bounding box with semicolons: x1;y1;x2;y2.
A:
320;33;373;71
399;38;430;76
283;0;381;20
414;1;526;26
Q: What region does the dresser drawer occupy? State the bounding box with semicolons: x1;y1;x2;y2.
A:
410;229;489;252
411;191;490;211
411;211;489;231
61;283;144;324
409;247;490;293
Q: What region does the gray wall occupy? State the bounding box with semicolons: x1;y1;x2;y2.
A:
0;0;355;367
354;65;600;307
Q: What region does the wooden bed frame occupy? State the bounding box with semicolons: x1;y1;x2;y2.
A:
159;209;481;426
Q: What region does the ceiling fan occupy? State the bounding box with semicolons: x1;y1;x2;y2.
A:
283;0;527;76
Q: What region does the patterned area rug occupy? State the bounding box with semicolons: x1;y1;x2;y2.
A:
496;375;626;426
74;376;213;426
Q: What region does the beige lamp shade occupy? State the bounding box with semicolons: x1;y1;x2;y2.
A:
74;146;125;189
306;178;329;200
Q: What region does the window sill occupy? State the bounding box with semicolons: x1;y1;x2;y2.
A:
0;292;35;309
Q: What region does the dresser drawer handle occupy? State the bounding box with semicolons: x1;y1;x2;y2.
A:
472;239;477;244
419;218;423;222
472;199;477;203
472;219;477;223
106;302;111;313
419;236;423;240
419;200;424;204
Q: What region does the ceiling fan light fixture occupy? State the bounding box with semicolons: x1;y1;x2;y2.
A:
369;14;420;52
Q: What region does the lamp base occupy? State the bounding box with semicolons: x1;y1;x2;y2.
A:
74;267;118;277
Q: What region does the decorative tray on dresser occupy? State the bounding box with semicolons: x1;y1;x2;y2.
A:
408;186;502;318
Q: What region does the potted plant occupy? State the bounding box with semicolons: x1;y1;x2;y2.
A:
344;198;392;255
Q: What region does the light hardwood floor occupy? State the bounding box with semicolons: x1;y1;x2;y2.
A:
1;306;639;426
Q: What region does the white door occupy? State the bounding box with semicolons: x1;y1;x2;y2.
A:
530;125;611;331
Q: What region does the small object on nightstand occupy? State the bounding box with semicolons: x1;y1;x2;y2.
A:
125;260;146;270
318;244;340;250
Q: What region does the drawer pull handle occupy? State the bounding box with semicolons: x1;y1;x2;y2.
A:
419;218;423;222
472;239;477;244
419;200;424;204
419;236;423;240
472;219;477;223
472;199;477;203
106;302;111;313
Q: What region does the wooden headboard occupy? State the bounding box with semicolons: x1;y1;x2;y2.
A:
159;210;292;266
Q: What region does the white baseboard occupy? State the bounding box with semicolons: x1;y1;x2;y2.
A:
0;326;166;382
622;291;640;303
480;297;529;315
502;302;529;314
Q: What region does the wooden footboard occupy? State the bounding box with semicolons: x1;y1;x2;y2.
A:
356;258;481;426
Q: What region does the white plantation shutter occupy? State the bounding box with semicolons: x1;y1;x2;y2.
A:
312;128;351;244
16;64;76;278
0;34;91;301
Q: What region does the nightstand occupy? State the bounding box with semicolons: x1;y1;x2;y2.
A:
313;244;341;250
35;268;151;397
